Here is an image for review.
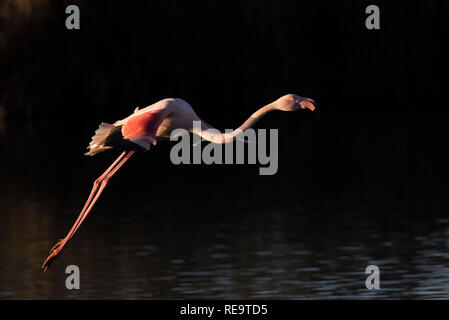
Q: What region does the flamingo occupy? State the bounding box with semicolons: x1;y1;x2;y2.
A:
42;94;317;271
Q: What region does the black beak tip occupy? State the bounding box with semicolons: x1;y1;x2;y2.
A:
311;101;319;118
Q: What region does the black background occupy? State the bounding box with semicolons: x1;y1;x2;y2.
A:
0;0;447;214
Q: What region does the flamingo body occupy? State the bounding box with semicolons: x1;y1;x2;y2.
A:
86;98;199;155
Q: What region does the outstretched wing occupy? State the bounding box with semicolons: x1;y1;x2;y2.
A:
120;108;170;150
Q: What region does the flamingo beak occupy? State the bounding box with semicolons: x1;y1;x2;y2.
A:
301;99;318;112
302;99;319;119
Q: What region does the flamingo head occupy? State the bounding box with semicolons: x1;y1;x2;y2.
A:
274;94;317;112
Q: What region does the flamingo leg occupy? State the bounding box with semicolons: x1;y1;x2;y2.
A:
70;151;135;237
46;151;127;253
42;151;135;271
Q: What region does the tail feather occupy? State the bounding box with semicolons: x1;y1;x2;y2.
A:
85;123;114;156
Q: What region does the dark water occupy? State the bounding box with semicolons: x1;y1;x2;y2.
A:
2;194;449;300
1;124;449;299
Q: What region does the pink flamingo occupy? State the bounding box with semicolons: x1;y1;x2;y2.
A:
42;94;316;271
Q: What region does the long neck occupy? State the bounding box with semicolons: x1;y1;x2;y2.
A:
191;103;276;143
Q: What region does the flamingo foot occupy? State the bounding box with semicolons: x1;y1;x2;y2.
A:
42;239;65;272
